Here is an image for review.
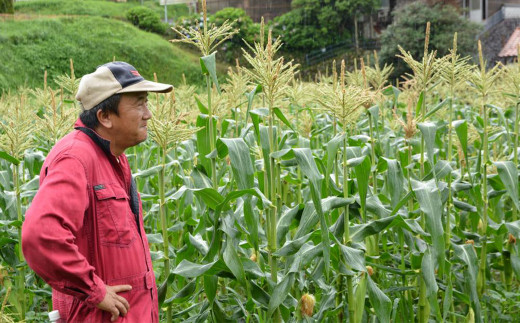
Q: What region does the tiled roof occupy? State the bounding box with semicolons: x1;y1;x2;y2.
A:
499;27;520;57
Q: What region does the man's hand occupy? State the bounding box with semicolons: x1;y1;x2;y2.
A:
96;284;132;321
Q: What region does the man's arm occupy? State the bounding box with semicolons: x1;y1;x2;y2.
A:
22;155;106;306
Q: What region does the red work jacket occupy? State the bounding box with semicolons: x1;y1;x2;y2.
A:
22;119;158;322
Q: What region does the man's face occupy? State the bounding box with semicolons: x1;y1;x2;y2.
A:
110;92;151;150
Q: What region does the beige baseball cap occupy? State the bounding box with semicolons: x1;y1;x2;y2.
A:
76;61;173;110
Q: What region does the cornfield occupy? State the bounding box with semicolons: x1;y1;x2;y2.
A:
1;10;520;322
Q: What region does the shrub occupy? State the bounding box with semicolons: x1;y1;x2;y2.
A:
271;0;378;52
211;7;259;62
0;0;14;14
126;6;166;35
380;1;480;78
172;8;260;63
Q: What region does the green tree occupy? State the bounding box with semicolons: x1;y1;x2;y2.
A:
0;0;14;14
271;0;379;52
211;7;260;62
126;6;166;34
380;2;480;78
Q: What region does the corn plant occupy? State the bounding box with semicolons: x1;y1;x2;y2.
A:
4;20;520;323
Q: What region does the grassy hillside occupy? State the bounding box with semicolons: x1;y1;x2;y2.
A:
0;16;202;92
14;0;189;21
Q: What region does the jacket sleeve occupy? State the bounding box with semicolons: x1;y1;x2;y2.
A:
22;154;106;307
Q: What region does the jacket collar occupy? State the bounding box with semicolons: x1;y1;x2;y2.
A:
74;119;112;157
74;119;140;220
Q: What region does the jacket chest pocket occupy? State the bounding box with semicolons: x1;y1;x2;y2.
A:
94;183;136;247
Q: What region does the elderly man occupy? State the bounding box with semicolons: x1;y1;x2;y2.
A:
22;62;172;322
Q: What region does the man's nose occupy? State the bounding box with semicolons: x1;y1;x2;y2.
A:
143;105;152;120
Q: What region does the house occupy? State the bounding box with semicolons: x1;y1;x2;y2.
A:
498;26;520;62
473;2;520;64
387;1;520;64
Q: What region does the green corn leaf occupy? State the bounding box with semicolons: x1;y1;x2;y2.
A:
267;272;295;317
20;176;39;192
242;258;264;278
511;252;520;280
415;91;424;116
350;216;395;242
418;122;438;169
212;300;232;322
411;179;445;270
172;259;219;278
146;233;163;244
353;272;368;323
453;243;482;323
339;243;366;271
487;104;511;141
200;52;220;93
204;187;272;260
251;281;270;308
316;287;337;321
216;188;272;215
325;134;345;194
286;243;314;273
454;119;469;165
273;107;296;133
368;105;379;131
204;275;218;304
432;160;453;180
189;233;209;256
391;298;400;322
243;197;258;251
164;279;197;305
453;198;477;212
217;138;254;190
367;276;392;323
294;196;352;239
494;161;520;211
259;125;272;178
354;155;371;219
505;220;520;237
274;232;313;257
293;148;330;280
422;247;441;320
381;157;404;209
0;151;19;165
157;273;175;306
221;118;232;136
196;114;217;178
245;84;262;125
193;187;225;210
382;85;401;101
365;195;392;218
191;168;213;189
133;165;162;179
420;99;448;122
249;107;269;140
194;96;209;114
443;266;454;321
277;204;302;246
349;213;427;242
223;240;246;286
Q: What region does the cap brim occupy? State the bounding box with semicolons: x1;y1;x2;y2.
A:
117;80;173;94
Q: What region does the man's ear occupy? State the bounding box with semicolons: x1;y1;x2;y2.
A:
96;109;113;129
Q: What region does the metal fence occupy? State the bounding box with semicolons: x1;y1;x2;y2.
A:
305;39;381;66
206;0;291;22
